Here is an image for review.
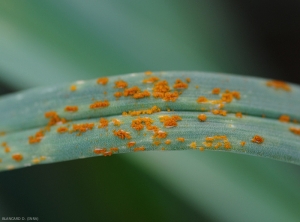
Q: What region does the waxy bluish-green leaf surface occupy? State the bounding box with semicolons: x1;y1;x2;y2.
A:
0;71;299;171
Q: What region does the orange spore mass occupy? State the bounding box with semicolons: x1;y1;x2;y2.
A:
198;114;207;122
97;77;109;85
251;135;264;144
90;100;110;109
113;129;131;139
266;80;291;91
12;153;23;162
64;106;78;112
279;115;290;122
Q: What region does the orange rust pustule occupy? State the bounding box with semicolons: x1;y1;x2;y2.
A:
103;151;112;157
134;146;146;152
12;153;23;162
177;137;185;142
165;139;171;145
186;78;191;83
198;114;207;122
97;77;109;85
153;131;168;139
127;141;136;148
114;91;123;98
266;80;291;91
212;88;220;94
94;148;107;154
29;130;44;144
190;142;197;149
99;118;109;128
197;96;208;103
159;115;182;128
64;106;78;112
231;91;241;100
73;123;94;132
240;141;246;146
153;140;161;146
290;127;300;135
5;147;10;153
123;106;160;116
124;86;141;96
173;79;188;89
143;76;159;83
235;112;243;118
45;111;67;126
70;85;77;91
144;71;152;75
57;126;69;133
0;131;5;136
221;93;233;103
112;119;122;126
90;100;110;109
279;115;290;122
199;147;205;151
163;91;179;102
251;135;264;144
133;90;151;99
110;147;119;152
113;129;131;139
115;80;128;88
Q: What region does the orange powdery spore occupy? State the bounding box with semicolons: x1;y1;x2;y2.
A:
64;106;78;112
29;130;44;144
90;100;110;109
103;151;112;157
290;127;300;135
112;119;122;126
113;129;131;140
45;111;67;126
123;106;161;116
165;139;171;145
279;115;290;122
212;109;220;115
94;148;107;155
110;147;119;153
240;141;246;146
98;118;109;128
143;76;160;83
153;80;170;95
221;92;233;103
57;126;69;133
173;79;188;89
198;114;207;122
144;70;152;75
159;115;182;128
131;118;144;131
12;153;23;162
163;91;179;102
224;141;231;149
235;112;243;118
97;77;109;85
5;147;10;153
153;140;161;146
199;147;205;151
134;146;146;152
266;80;291;91
186;78;191;83
114;91;123;98
177;137;185;142
189;142;197;149
70;85;77;91
231;91;241;100
73;123;94;132
127;141;136;148
133;90;151;99
197;96;208;103
153;131;168;139
251;135;264;144
219;110;227;116
115;80;128;88
212;88;221;94
124;86;141;97
214;142;222;149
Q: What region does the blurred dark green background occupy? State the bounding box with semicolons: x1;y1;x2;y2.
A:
0;1;300;222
